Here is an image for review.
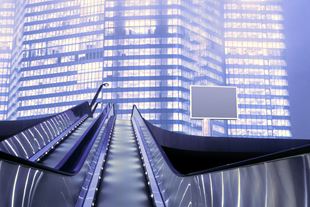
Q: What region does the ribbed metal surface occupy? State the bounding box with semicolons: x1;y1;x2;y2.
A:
39;117;94;168
0;104;114;207
95;119;153;207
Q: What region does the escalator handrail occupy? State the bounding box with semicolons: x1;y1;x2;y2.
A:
28;114;89;162
0;150;74;176
56;103;113;173
131;105;181;176
75;115;116;207
90;83;107;108
131;105;166;207
187;142;310;176
0;101;91;141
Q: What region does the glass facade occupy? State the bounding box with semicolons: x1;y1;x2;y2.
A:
0;0;14;120
102;0;225;135
224;0;291;138
1;0;293;137
8;0;105;119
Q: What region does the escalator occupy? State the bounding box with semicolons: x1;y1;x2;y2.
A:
39;117;95;168
0;98;309;206
94;118;153;207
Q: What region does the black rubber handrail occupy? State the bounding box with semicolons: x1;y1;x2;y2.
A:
56;104;113;173
131;105;182;176
92;102;100;115
187;143;310;176
90;83;109;108
0;150;74;176
0;101;90;141
91;101;109;115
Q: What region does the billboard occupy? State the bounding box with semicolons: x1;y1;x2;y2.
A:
190;85;238;119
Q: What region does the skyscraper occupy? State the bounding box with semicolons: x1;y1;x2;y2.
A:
224;0;291;138
8;0;105;119
0;0;14;120
102;0;225;135
3;0;292;138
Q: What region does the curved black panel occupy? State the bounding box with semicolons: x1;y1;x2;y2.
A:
146;121;310;153
0;101;91;141
144;119;310;174
0;116;53;141
131;105;310;207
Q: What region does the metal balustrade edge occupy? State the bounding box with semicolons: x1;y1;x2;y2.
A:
56;106;111;173
77;115;116;207
131;106;165;207
29;114;89;162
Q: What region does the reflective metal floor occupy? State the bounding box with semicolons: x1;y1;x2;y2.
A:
95;119;153;207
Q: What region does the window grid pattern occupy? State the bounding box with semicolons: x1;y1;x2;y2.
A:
102;0;224;135
0;0;14;120
224;0;291;138
8;0;105;119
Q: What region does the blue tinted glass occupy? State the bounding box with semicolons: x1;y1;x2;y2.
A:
0;0;308;139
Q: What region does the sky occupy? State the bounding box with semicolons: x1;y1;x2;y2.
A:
283;0;310;139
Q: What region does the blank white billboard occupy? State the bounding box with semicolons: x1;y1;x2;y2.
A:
190;85;238;119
